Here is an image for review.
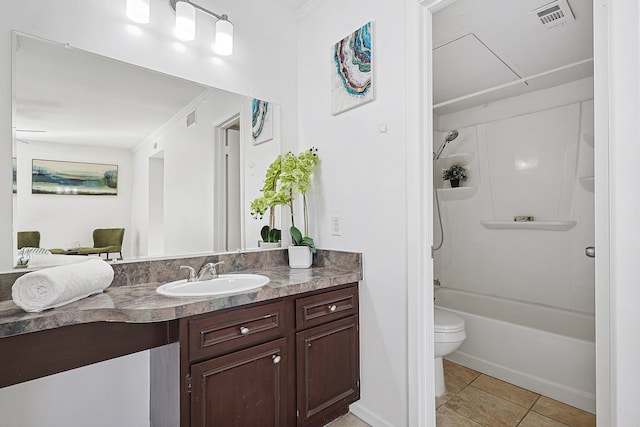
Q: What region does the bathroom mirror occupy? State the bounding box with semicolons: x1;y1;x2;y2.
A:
11;32;282;265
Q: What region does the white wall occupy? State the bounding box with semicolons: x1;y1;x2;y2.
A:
433;80;595;314
15;142;133;256
0;351;150;427
131;94;282;257
147;155;165;256
607;0;640;424
0;1;298;425
131;89;244;258
297;1;413;425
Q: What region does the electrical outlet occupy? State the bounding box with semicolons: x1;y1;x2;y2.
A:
331;216;342;236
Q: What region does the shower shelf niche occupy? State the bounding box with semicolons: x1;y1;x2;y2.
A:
583;131;594;148
437;186;477;201
436;152;475;170
480;220;577;231
579;176;594;192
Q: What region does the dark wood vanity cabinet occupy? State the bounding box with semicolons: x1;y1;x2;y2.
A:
179;283;360;427
190;338;289;427
295;286;360;426
184;300;291;427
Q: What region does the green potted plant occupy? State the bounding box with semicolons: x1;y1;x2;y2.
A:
280;147;319;268
442;163;467;188
250;156;288;248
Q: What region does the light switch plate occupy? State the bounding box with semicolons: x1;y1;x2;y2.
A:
331;217;342;236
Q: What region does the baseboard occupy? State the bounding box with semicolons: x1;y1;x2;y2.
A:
349;402;395;427
447;352;596;414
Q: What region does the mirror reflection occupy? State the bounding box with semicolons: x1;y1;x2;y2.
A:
12;32;282;266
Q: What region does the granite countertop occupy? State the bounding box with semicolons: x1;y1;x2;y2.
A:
0;251;362;340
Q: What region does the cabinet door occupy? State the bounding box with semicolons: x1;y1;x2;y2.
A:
296;316;360;426
191;338;288;427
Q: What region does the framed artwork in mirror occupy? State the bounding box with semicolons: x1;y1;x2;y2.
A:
331;21;373;115
32;159;118;196
251;98;273;145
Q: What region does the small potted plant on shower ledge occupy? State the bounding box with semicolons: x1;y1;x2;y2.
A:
442;163;467;188
280;147;319;268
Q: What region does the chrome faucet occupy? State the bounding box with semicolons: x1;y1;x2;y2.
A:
180;261;225;282
197;261;225;281
180;265;197;282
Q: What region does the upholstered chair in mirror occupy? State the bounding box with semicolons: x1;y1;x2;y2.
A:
17;231;40;249
77;228;125;260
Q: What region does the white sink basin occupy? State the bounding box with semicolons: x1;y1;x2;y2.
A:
156;274;270;297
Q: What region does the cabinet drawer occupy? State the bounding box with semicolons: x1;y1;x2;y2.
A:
296;285;358;330
189;300;287;361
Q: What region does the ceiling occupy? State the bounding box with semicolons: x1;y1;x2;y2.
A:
14;35;210;150
276;0;311;10
14;0;594;149
432;0;593;115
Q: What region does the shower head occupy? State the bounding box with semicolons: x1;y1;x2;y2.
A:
433;129;459;160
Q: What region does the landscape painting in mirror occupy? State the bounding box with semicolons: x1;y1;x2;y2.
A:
32;159;118;196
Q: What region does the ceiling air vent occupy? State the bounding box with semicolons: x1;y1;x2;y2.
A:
531;0;575;29
186;110;197;127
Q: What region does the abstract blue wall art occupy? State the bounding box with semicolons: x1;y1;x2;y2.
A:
331;21;373;115
251;98;273;145
32;159;118;195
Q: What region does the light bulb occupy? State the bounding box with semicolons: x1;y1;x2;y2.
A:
214;19;233;56
126;0;150;24
174;1;196;41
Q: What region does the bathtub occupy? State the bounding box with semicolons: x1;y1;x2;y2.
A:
435;286;596;413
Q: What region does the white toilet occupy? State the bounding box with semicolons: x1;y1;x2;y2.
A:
434;308;466;397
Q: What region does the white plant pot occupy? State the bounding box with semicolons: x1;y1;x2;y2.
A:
288;245;313;268
259;241;281;249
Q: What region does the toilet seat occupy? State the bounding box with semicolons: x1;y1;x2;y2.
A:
434;308;467;397
434;308;465;334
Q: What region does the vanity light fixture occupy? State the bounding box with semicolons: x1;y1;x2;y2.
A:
125;0;234;55
169;0;234;56
126;0;150;24
174;1;196;41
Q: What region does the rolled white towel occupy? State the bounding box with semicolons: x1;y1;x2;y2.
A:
12;259;114;313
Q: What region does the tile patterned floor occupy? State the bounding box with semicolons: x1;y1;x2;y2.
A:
325;359;596;427
437;359;596;427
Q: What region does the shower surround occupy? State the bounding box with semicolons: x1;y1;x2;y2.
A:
433;78;595;411
434;78;594;314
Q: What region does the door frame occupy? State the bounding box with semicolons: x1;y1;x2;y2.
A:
213;113;241;252
408;0;611;425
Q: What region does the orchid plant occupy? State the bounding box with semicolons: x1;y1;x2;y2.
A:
250;156;288;243
279;147;319;253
